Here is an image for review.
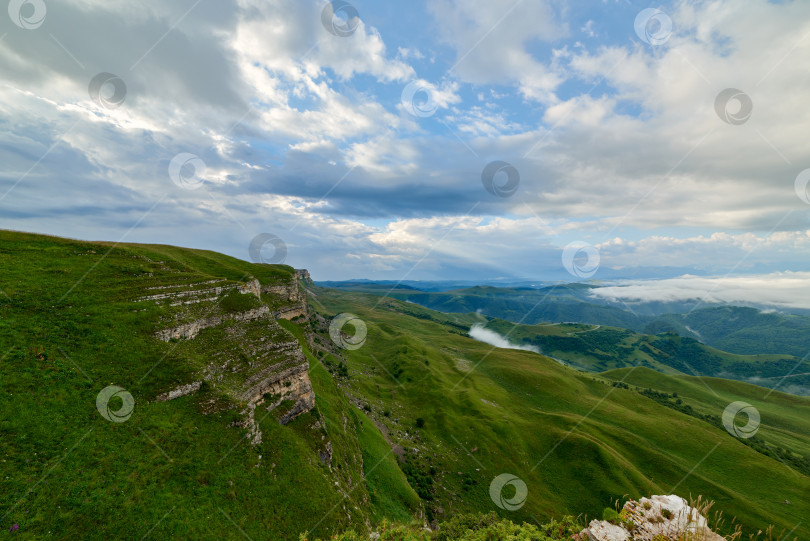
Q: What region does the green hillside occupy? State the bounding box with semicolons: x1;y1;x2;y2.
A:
0;231;376;539
1;232;808;539
647;306;810;358
601;367;810;474
480;319;810;395
307;286;810;537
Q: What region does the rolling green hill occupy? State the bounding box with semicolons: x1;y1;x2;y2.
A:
1;231;808;539
479;319;810;395
307;286;810;537
600;367;810;474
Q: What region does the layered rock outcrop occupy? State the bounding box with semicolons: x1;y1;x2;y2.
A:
146;271;315;441
581;495;723;541
155;306;271;341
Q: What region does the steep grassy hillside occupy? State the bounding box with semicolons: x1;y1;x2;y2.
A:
0;231;381;539
306;286;810;537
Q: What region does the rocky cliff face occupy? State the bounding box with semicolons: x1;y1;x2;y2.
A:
143;271;315;443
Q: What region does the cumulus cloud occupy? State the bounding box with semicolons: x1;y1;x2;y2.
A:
427;0;567;103
468;324;539;353
2;0;810;282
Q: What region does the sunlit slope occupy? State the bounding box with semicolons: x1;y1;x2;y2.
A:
309;286;810;537
602;367;810;475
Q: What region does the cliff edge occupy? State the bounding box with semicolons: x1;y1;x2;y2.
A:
145;268;316;443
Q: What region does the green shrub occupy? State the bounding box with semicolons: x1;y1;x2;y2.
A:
435;512;582;541
602;507;619;522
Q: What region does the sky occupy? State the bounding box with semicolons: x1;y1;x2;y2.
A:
1;0;810;282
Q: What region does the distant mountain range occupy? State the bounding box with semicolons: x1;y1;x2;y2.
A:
320;281;810;360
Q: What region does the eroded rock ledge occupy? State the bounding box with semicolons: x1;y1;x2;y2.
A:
581;495;723;541
148;271;315;442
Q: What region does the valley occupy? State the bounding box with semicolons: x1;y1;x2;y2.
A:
1;232;808;539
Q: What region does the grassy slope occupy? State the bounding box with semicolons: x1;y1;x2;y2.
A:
354;409;424;523
483;319;809;394
0;231;379;540
278;319;424;525
309;286;810;537
601;367;810;473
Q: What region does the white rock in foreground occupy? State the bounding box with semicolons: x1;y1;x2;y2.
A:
581;495;724;541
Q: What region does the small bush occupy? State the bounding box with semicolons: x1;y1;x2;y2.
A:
602;508;619;522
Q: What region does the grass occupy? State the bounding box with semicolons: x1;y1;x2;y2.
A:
0;231;367;539
2;231;808;539
307;286;810;538
278;318;423;525
354;409;424;523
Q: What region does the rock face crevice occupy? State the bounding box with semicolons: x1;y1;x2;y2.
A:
147;271;315;441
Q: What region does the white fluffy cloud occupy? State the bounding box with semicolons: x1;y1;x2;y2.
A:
597;231;810;271
2;0;810;282
427;0;567;103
